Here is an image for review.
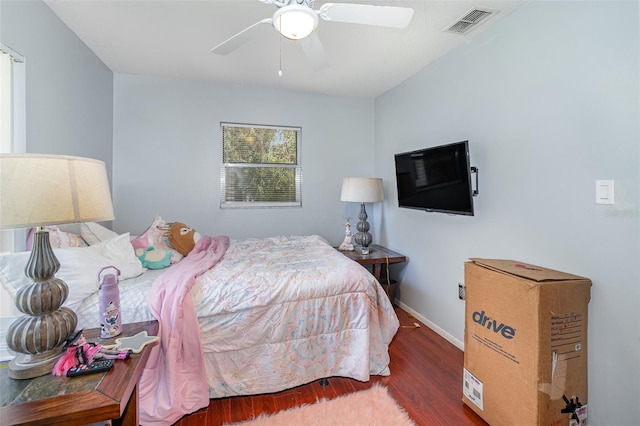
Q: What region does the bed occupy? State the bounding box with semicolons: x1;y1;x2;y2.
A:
0;225;399;421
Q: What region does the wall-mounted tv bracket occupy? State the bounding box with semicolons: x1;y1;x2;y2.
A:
471;167;479;196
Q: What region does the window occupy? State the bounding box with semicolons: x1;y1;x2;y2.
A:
0;50;12;154
0;44;25;321
0;44;25;255
221;123;301;208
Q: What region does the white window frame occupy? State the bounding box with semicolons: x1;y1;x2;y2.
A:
220;122;302;209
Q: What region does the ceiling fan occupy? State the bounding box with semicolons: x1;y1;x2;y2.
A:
210;0;414;70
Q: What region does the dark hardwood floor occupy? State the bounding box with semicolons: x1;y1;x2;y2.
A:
174;306;488;425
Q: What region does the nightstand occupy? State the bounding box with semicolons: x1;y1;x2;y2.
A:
338;244;407;282
339;244;407;303
0;320;158;426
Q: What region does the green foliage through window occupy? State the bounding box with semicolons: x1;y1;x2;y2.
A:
221;123;301;208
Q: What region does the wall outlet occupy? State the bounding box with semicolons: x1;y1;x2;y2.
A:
458;283;466;300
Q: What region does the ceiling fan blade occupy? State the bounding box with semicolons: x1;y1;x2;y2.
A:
298;31;329;71
318;3;414;28
211;18;272;55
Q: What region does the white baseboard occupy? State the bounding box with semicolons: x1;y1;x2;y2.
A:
395;300;464;351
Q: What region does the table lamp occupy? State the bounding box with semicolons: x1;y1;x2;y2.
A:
340;177;384;254
0;154;115;379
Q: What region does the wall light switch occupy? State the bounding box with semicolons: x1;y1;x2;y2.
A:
596;180;614;205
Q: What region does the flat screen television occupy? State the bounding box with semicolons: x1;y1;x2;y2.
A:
394;140;476;216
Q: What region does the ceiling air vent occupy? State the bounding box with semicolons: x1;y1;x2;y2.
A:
445;8;495;35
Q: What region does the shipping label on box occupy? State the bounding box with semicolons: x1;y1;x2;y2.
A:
463;368;484;410
462;259;591;426
569;404;588;426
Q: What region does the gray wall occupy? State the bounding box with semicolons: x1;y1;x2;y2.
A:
375;1;639;425
0;0;113;177
112;73;374;242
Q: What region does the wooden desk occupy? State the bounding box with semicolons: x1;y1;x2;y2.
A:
338;244;407;281
0;321;158;426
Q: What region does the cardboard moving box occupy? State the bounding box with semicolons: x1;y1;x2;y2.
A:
462;259;591;426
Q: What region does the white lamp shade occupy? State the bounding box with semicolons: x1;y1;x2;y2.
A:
273;5;319;40
0;154;115;229
340;177;384;203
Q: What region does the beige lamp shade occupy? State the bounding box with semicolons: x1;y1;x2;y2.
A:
0;154;115;229
340;177;384;203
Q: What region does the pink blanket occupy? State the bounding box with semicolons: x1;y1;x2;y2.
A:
138;235;230;425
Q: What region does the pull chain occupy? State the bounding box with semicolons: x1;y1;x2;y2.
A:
278;35;283;77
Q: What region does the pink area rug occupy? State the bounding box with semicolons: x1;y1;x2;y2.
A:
227;384;415;426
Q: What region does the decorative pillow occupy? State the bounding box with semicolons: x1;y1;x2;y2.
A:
167;222;202;257
136;246;173;269
0;233;144;314
81;222;119;245
26;226;87;251
130;215;183;265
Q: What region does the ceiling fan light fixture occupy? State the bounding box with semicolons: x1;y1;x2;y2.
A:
273;5;318;40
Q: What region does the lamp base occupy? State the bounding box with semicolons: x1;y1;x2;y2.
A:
8;347;63;380
5;230;77;379
353;202;373;251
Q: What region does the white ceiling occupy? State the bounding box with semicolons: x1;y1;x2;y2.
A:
44;0;527;98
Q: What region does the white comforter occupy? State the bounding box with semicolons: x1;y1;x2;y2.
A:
191;235;399;397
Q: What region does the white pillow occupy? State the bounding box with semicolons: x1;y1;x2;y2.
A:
81;222;119;245
0;233;145;314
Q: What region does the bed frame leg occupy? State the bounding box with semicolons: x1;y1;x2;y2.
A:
319;378;329;386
